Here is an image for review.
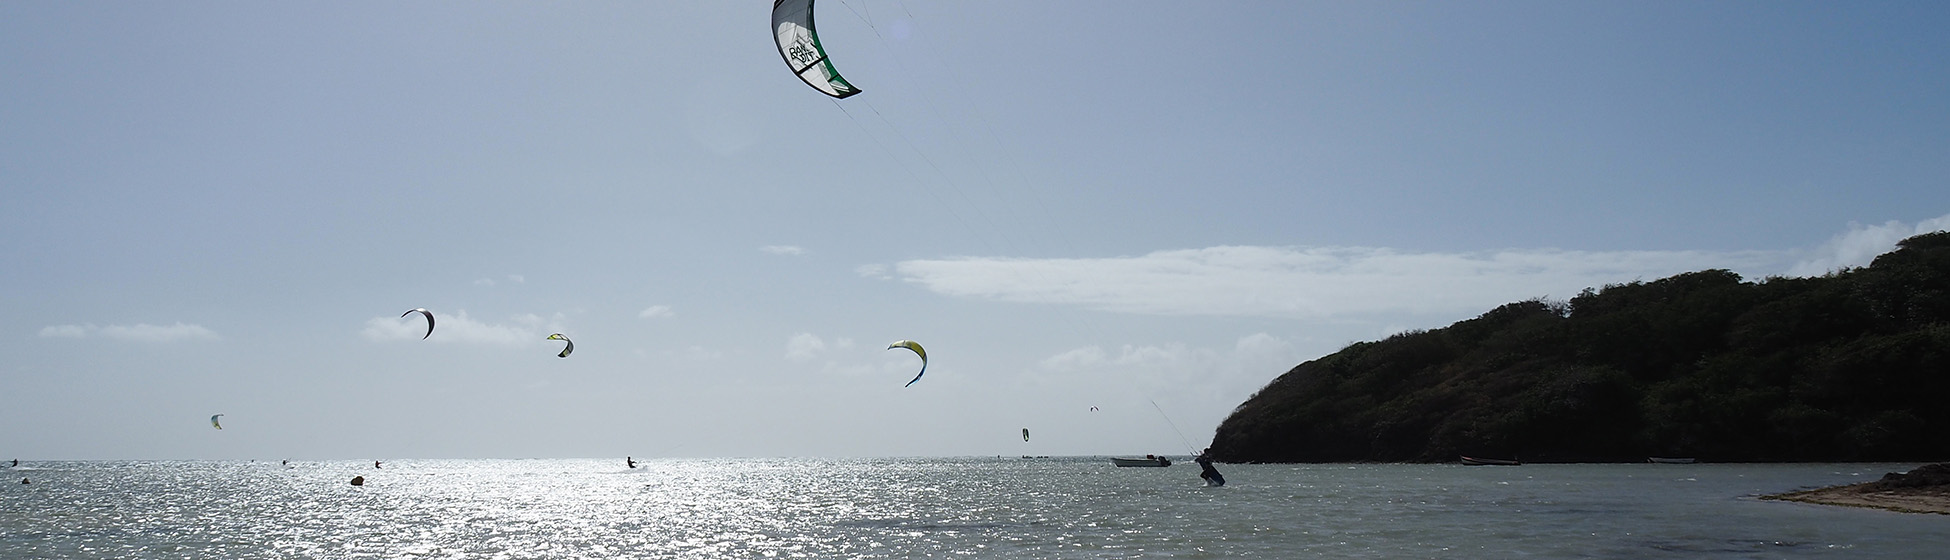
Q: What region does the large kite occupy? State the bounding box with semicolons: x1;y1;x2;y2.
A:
210;414;224;430
402;308;434;339
772;0;861;98
547;333;574;358
887;340;927;387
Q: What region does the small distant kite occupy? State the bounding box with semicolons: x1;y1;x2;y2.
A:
547;333;574;358
210;414;224;430
402;308;434;339
1090;406;1099;412
887;340;927;386
1022;428;1030;442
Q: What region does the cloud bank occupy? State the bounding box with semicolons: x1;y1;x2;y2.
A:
785;333;855;361
893;246;1786;319
37;322;221;342
890;214;1950;320
1786;214;1950;276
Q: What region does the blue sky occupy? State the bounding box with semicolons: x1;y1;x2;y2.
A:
3;1;1947;460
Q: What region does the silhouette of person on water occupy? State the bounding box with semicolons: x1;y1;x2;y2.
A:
626;456;637;469
374;461;382;469
1196;449;1225;487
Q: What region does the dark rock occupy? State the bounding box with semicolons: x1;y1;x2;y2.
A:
1869;463;1950;490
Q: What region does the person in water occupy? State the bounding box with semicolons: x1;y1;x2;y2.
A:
374;461;382;469
626;456;637;469
1196;449;1225;487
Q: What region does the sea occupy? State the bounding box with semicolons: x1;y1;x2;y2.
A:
3;457;1945;559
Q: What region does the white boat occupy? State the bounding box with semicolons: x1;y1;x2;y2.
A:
1111;456;1172;467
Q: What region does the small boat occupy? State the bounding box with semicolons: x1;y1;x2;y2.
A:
1647;457;1696;464
1111;455;1173;467
1459;455;1521;466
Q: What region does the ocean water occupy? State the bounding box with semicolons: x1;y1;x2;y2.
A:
2;458;1945;559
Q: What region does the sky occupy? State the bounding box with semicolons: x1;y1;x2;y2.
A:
3;1;1947;461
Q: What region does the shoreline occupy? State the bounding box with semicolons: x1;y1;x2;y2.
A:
1763;483;1950;515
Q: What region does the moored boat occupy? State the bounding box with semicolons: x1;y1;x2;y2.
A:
1459;455;1521;466
1647;457;1697;464
1111;455;1173;467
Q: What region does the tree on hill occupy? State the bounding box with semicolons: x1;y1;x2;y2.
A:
1210;232;1950;463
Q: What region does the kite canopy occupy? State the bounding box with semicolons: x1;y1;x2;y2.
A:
772;0;861;98
1023;428;1030;442
210;414;224;430
402;308;434;339
547;333;574;358
887;340;927;386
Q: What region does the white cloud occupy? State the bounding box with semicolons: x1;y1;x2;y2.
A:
1032;334;1307;411
1037;343;1208;375
1235;332;1292;354
639;305;674;318
786;333;826;361
38;322;221;342
1787;213;1950;277
761;245;806;256
895;245;1787;319
38;325;89;338
360;310;538;344
856;264;892;279
1039;346;1109;372
474;275;526;287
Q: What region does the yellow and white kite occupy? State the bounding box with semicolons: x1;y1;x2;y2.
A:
888;340;927;387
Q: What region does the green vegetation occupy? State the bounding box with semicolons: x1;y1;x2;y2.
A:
1210;232;1950;463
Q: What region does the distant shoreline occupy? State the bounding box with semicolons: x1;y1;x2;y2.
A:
1763;484;1950;515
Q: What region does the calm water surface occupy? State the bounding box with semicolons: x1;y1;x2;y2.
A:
2;458;1944;558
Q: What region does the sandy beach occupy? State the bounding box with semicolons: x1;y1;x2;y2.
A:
1763;464;1950;515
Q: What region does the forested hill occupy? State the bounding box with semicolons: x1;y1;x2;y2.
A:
1210;232;1950;464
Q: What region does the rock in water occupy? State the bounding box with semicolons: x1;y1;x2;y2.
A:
350;475;365;486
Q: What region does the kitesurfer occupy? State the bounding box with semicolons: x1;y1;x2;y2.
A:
1196;449;1225;487
626;456;637;469
374;461;382;469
